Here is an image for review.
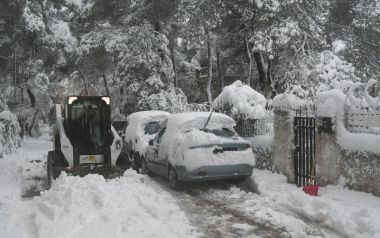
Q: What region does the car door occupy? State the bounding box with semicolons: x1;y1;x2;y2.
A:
153;127;167;176
146;127;166;174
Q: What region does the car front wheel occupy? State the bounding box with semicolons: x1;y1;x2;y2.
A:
169;166;181;190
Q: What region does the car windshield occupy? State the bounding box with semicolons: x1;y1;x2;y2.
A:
203;127;236;137
144;121;161;135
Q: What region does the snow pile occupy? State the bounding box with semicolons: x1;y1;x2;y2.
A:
0;151;22;238
272;85;311;111
205;169;380;238
213;80;267;119
315;89;346;119
272;93;307;111
0;137;49;238
125;111;170;156
0;110;21;158
161;113;255;170
34;171;198;238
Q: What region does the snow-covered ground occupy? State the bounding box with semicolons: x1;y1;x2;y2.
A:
1;137;379;238
0;137;198;238
202;170;380;238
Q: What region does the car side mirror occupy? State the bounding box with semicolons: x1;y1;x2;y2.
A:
149;140;154;146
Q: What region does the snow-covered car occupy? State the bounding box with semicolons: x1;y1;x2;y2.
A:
123;111;170;171
143;112;255;189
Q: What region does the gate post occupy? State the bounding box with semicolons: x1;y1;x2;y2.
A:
272;109;295;182
315;117;343;186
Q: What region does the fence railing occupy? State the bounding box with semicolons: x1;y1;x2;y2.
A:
345;107;380;135
235;115;273;137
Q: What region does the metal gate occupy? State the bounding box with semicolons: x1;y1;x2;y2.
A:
293;116;316;186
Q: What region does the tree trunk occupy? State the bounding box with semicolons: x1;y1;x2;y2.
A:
169;38;178;87
76;67;89;95
253;50;267;93
216;49;224;92
245;37;253;87
266;57;274;98
206;28;213;104
26;87;36;108
102;75;110;96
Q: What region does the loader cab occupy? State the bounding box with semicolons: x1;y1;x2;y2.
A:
64;96;113;165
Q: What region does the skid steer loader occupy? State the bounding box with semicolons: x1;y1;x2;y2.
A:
46;95;126;188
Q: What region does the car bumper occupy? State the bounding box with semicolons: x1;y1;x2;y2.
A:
175;164;254;182
53;166;124;179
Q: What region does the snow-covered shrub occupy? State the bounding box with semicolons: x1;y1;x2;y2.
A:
213;80;267;120
137;87;188;114
280;50;358;96
0;110;21;158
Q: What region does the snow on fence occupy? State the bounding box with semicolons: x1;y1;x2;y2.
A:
344;107;380;134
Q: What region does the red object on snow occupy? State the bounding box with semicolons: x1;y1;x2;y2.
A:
303;185;319;196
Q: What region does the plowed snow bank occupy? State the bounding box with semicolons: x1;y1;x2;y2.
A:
34;171;198;238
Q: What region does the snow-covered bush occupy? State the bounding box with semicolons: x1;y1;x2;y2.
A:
280;50;358;96
0;110;21;158
213;81;267;120
137;87;188;114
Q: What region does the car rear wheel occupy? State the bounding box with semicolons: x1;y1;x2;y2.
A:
169;166;181;190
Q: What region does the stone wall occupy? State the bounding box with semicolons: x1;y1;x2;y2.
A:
315;131;343;186
340;150;380;196
247;109;380;197
272;110;295;181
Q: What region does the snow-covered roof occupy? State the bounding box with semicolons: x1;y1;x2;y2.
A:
125;111;170;155
126;111;170;137
213;81;267;119
166;112;235;132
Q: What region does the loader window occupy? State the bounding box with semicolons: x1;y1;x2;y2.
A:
68;99;112;149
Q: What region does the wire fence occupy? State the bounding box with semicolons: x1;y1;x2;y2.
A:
345;107;380;135
235;114;274;137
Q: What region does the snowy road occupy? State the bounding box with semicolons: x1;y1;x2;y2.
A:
1;137;379;238
145;177;284;238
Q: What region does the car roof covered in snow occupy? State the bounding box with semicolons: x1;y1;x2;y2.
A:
166;112;235;132
125;111;170;142
127;111;170;123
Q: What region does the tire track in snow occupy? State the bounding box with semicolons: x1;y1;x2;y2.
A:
145;176;287;238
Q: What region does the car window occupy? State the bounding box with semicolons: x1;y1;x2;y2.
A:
203;127;236;137
156;127;166;144
144;121;160;135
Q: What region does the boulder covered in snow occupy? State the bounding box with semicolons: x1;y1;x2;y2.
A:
213;80;267;119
